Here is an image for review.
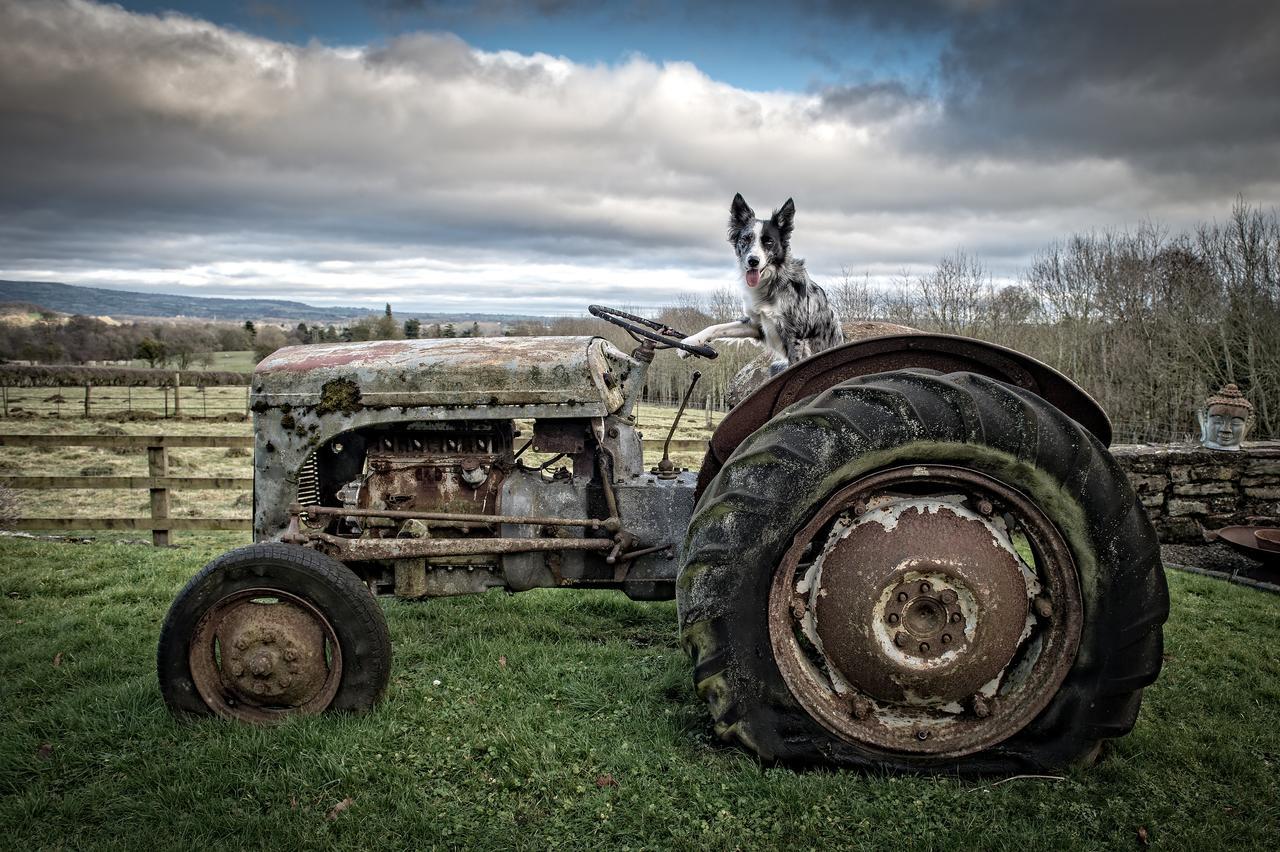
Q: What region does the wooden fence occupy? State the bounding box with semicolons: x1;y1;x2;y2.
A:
0;365;253;419
0;434;254;545
0;434;712;546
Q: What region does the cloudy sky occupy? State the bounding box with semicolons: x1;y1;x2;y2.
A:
1;0;1277;315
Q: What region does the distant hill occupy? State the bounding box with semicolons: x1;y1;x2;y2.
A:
0;281;530;324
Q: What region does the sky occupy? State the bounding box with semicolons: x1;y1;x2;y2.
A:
0;0;1278;315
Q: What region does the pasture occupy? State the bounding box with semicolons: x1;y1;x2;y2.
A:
0;536;1276;849
0;409;1277;850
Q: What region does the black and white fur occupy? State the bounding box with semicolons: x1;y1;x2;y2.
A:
679;194;843;368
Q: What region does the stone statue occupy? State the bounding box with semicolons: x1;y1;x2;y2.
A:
1198;383;1254;451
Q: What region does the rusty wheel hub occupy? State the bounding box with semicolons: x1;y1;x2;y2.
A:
189;589;342;723
770;465;1082;757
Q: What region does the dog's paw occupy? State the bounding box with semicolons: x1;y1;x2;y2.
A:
676;338;700;358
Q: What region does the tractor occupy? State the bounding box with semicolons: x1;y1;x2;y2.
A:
157;305;1168;773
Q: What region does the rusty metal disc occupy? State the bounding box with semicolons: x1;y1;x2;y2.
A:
768;465;1082;758
188;588;343;723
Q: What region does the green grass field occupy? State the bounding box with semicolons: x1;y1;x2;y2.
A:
0;535;1277;850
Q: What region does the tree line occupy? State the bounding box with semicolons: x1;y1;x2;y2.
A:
532;199;1278;442
1;202;1274;440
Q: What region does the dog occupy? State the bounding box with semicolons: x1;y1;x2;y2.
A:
679;194;843;371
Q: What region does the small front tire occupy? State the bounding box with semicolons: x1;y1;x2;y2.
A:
157;543;391;722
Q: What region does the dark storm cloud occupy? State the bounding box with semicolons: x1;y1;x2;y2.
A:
814;80;929;123
811;0;1280;184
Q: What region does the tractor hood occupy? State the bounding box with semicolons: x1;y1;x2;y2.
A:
252;335;633;417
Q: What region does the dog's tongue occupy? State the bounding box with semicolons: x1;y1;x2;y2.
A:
746;269;761;288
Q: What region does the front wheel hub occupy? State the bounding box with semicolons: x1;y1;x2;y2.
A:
771;465;1082;757
188;588;343;723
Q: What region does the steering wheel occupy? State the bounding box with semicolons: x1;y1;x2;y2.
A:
588;305;718;359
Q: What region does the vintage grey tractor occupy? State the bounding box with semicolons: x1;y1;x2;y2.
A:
158;305;1168;773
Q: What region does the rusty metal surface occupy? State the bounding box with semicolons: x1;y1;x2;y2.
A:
394;559;507;598
254;336;630;413
362;451;504;517
188;588;341;723
768;465;1083;757
292;503;617;532
306;530;615;560
533;419;589;455
251;337;644;540
811;501;1030;706
696;333;1113;500
1206;525;1280;564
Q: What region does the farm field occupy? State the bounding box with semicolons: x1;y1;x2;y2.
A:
120;349;258;373
0;536;1276;850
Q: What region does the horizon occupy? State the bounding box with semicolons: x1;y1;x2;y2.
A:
1;0;1278;314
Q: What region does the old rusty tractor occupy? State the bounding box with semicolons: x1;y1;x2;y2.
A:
158;305;1168;773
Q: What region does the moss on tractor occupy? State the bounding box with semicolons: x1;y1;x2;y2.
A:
316;378;363;415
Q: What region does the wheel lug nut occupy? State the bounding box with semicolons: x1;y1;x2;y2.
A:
894;632;907;648
791;600;806;620
977;499;993;515
851;698;871;720
915;729;930;741
853;501;867;516
919;581;932;593
897;592;909;603
887;613;900;624
918;642;930;653
950;612;962;624
1033;596;1053;619
941;633;952;644
972;696;991;718
940;590;957;604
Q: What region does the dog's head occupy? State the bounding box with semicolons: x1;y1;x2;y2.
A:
728;193;795;290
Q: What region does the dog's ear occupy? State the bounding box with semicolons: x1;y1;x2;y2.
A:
772;198;796;238
729;193;755;240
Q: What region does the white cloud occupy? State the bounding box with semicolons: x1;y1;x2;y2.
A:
0;0;1275;315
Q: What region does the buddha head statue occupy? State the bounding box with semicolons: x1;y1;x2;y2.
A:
1198;383;1254;451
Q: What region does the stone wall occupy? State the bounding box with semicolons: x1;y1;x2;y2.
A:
1112;441;1280;542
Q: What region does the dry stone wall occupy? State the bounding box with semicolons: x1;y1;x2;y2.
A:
1112;442;1280;542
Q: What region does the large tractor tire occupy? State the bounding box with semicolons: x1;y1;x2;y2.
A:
677;370;1167;773
158;543;391;723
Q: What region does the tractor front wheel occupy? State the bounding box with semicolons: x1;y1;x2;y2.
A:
157;543;391;723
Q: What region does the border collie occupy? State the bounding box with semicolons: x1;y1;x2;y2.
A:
679;193;843;370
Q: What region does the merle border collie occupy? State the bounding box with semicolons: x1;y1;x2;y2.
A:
679;193;843;368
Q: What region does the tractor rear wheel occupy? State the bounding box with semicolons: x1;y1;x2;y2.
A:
677;370;1167;773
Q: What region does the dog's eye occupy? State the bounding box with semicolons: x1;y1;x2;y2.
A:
762;238;773;248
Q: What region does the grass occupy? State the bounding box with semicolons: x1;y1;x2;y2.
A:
0;536;1277;850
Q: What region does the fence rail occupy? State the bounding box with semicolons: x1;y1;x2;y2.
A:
2;434;710;546
1;433;253;544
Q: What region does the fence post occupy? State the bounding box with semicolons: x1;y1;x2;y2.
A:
1;385;7;418
244;386;250;416
705;395;712;428
148;444;170;546
173;372;181;416
84;383;91;417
